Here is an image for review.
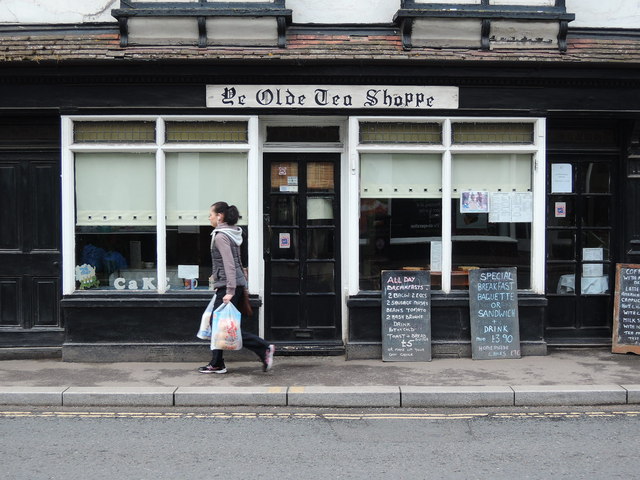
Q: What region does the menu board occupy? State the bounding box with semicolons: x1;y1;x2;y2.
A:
612;264;640;354
469;267;521;360
381;270;431;362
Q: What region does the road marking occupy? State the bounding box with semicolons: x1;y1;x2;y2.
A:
2;410;640;420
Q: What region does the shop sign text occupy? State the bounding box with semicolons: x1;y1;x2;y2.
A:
206;85;459;110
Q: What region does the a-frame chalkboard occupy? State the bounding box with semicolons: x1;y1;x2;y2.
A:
612;264;640;355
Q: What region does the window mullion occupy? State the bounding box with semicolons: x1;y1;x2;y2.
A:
442;119;452;293
156;118;167;293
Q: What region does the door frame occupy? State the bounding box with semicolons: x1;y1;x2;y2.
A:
258;116;348;341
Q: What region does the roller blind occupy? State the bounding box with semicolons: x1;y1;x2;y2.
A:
360;153;442;198
75;153;156;226
165;152;248;225
452;153;532;195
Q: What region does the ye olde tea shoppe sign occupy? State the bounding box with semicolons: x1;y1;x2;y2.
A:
206;85;459;109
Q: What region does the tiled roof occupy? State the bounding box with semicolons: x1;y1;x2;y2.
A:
1;27;640;65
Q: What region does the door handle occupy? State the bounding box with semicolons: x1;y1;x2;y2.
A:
263;213;271;257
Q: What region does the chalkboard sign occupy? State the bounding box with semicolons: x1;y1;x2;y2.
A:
469;267;521;360
612;264;640;354
381;270;431;362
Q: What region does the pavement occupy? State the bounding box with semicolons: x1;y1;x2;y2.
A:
1;347;639;408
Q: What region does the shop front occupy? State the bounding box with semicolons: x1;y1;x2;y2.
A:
1;1;639;360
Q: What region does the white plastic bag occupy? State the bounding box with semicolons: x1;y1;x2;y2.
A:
196;294;216;340
210;302;243;351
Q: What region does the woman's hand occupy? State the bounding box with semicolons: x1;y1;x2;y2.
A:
223;293;233;304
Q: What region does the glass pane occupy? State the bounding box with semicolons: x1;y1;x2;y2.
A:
580;264;611;295
74;121;155;143
271;162;299;193
451;199;532;290
582;197;610;227
452;123;534;144
452;154;531;193
166;152;248;226
547;196;575;227
271;196;298;226
547;230;575;261
582;231;610;260
359;198;441;290
165;121;247;143
307;229;335;259
306;263;335;293
307;197;333;226
582;162;610;194
266;126;340;143
271;263;299;293
361;153;442;198
307;162;334;192
359;122;442;144
271;229;298;260
548;264;576;295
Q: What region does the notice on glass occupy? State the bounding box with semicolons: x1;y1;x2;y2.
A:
430;241;442;272
381;270;431;362
489;192;532;223
612;264;640;355
178;265;199;279
551;164;572;193
582;248;603;277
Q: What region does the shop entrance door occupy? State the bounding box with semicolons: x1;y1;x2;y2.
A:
0;150;63;347
263;153;341;342
545;151;617;343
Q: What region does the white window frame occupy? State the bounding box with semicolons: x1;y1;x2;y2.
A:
61;115;259;295
347;116;546;294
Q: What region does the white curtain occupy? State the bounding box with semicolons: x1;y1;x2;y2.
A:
360;153;442;198
165;152;248;225
452;153;532;196
75;153;156;226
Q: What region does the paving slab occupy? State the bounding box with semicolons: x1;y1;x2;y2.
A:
175;386;287;406
622;385;640;404
512;385;627;406
0;386;67;406
401;385;514;407
63;387;176;407
287;386;400;407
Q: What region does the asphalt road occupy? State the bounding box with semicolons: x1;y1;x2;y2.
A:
2;406;639;480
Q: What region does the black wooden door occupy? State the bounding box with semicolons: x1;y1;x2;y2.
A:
545;152;617;343
0;151;63;347
263;153;341;342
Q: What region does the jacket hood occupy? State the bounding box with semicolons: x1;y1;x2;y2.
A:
212;223;244;246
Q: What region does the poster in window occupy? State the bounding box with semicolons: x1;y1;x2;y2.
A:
551;164;572;193
460;191;489;214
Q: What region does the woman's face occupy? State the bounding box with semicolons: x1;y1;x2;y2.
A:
209;207;220;227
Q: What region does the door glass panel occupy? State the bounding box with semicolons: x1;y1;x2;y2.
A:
306;263;335;292
271;263;299;293
271;162;299;193
548;264;576;295
271;196;298;226
547;196;575;227
548;230;575;261
582;231;610;259
307;197;334;225
307;162;334;192
307;229;335;259
271;229;298;260
582;197;610;227
582;162;610;193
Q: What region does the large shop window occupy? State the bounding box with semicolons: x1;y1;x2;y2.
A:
65;118;250;293
358;119;542;292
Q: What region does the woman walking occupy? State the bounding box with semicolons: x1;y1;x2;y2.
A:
199;201;275;374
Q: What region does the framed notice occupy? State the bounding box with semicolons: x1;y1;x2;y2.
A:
612;264;640;354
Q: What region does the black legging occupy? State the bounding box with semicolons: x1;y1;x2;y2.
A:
210;286;270;368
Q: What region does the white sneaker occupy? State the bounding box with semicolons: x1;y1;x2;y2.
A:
263;345;275;372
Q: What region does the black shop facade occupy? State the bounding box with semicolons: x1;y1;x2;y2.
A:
1;60;639;361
